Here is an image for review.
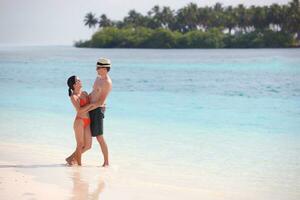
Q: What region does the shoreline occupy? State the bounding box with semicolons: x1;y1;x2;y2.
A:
74;46;300;49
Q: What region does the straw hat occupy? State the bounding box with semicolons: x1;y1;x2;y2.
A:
96;58;111;68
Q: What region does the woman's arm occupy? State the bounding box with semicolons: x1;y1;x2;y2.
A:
70;95;97;114
83;91;100;112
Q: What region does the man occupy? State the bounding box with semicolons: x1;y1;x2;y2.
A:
89;58;112;167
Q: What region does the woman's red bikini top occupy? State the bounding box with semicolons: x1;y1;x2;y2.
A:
79;97;89;107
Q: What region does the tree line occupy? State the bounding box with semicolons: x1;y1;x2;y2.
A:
75;0;300;48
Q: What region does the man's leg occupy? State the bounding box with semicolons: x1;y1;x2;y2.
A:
96;135;109;167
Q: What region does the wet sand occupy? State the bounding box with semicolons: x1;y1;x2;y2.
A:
0;142;218;200
1;142;299;200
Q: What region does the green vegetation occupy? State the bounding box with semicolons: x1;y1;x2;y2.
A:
75;0;300;48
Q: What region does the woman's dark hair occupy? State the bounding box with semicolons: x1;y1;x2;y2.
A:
67;75;76;96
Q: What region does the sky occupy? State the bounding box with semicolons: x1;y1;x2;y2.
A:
0;0;291;45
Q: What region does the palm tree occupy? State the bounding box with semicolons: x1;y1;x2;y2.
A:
267;4;282;31
214;2;223;12
148;5;160;18
286;0;300;40
197;6;211;31
160;6;175;29
123;10;146;27
249;6;268;32
176;3;198;32
224;6;237;35
207;3;224;30
84;12;98;28
235;4;249;33
98;14;112;28
147;5;162;28
146;5;161;29
279;5;290;33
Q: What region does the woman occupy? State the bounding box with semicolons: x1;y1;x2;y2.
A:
66;75;99;165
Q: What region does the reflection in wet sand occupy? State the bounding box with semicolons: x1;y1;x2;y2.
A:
89;176;105;200
70;168;105;200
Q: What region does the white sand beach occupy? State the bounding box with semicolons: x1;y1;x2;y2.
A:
0;142;221;200
1;141;299;200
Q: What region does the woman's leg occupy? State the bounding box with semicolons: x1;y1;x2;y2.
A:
66;124;92;165
73;119;85;165
82;125;92;152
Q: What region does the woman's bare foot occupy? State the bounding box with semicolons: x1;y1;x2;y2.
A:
66;157;73;165
66;156;79;166
102;162;109;167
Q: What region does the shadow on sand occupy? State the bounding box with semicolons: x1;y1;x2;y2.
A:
0;164;104;168
0;164;67;168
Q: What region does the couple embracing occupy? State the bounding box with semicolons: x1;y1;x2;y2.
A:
66;58;112;167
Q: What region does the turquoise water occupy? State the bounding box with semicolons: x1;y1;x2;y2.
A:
0;46;300;198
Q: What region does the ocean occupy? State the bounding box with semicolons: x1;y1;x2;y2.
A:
0;46;299;199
